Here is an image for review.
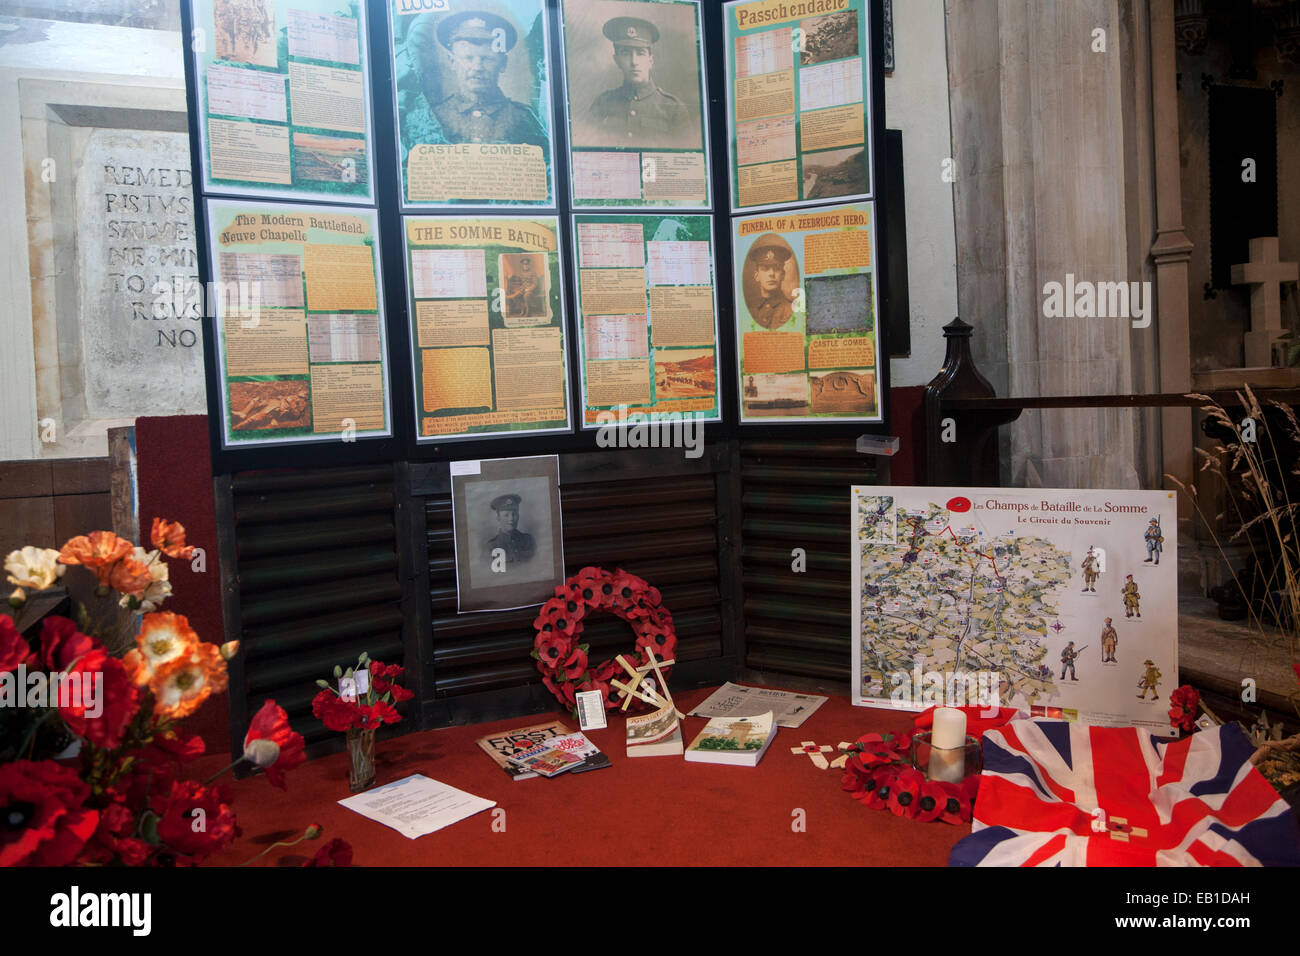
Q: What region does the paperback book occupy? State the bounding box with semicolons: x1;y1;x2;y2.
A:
684;711;778;767
476;720;571;781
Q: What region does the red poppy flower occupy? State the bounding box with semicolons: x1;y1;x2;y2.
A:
243;699;306;790
937;783;971;825
313;689;360;732
535;631;572;667
371;699;401;725
39;618;139;749
156;780;237;863
591;658;618;683
575;567;607;607
1168;685;1200;733
865;768;897;810
609;569;642;607
578;676;613;710
914;781;948;823
303;837;353;866
85;800;153;867
389;683;414;702
562;647;588;681
841;769;866;795
0;760;100;866
888;768;926;818
542;675;576;710
150;517;195;560
0;615;28;673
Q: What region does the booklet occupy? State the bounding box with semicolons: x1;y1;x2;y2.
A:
688;682;827;728
507;742;585;777
543;731;611;773
338;774;495;839
626;703;684;758
475;720;572;781
684;712;778;767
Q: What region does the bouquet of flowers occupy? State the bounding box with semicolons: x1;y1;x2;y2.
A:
312;653;411;792
2;519;307;866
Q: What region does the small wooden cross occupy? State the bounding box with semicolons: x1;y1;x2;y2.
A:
791;740;834;769
611;651;682;719
1231;237;1298;367
1105;815;1148;842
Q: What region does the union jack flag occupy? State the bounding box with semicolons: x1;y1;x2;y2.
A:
949;719;1300;866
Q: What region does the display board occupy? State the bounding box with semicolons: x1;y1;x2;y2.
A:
723;0;872;212
732;201;880;422
206;199;392;447
404;216;571;441
573;214;721;426
390;0;558;208
852;487;1179;733
190;0;376;203
559;0;711;209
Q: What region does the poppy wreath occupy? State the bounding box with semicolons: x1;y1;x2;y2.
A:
531;566;676;716
839;732;979;825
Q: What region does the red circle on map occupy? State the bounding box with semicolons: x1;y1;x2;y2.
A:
947;496;972;512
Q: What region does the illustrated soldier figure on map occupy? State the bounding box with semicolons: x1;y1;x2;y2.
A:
1144;517;1163;565
1060;641;1080;681
745;238;797;330
1100;617;1118;663
1137;659;1161;700
589;17;688;142
1121;574;1141;618
485;493;535;566
1080;547;1099;592
402;11;547;149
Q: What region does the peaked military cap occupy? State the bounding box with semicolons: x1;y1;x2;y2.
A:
603;16;659;48
490;493;522;511
747;237;793;267
438;10;517;51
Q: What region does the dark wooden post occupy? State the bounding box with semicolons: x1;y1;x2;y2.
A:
922;318;1020;486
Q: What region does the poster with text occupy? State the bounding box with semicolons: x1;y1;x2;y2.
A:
391;0;557;208
404;216;571;441
191;0;375;203
206;199;391;447
723;0;872;212
851;487;1179;733
560;0;711;209
733;201;880;422
574;214;720;426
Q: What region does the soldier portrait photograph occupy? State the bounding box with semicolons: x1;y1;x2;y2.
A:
562;0;705;151
394;2;551;157
741;234;800;330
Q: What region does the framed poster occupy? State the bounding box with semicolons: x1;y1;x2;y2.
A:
190;0;376;203
723;0;873;212
206;199;391;447
451;455;565;612
390;0;558;208
733;201;880;423
404;215;571;441
851;487;1179;733
559;0;711;210
573;214;721;427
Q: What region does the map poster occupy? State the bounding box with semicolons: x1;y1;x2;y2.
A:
573;214;721;427
206;199;391;447
391;0;557;208
560;0;711;209
190;0;375;203
851;486;1179;732
733;201;880;423
404;216;571;442
723;0;873;212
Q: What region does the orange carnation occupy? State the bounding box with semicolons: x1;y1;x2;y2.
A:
149;641;228;720
150;518;194;560
58;532;133;586
107;557;152;598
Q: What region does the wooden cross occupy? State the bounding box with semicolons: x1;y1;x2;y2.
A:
611;650;683;719
1105;815;1148;842
1231;237;1298;367
790;741;834;769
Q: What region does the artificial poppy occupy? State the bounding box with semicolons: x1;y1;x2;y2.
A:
888;768;926;818
243;699;306;790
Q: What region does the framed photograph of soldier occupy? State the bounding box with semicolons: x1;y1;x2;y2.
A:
451;455;566;612
205;198;393;448
390;0;558;208
559;0;712;209
733;201;881;423
850;486;1178;733
402;215;572;442
723;0;873;212
572;213;722;427
189;0;377;203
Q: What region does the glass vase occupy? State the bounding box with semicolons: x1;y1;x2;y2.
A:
347;727;376;793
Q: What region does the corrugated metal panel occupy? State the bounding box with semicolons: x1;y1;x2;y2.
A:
228;463;405;748
740;439;879;679
425;469;726;699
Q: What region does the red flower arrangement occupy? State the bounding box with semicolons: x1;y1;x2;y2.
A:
311;653;410;733
839;731;977;826
1169;685;1201;734
531;566;676;715
1;518;307;867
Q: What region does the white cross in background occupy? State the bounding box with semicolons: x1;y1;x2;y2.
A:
1231;237;1298;367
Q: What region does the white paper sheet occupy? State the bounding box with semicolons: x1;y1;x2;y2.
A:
338;773;495;839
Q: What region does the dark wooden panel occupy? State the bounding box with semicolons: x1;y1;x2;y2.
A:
0;497;56;558
53;493;112;545
50;458;111;494
0;461;53;499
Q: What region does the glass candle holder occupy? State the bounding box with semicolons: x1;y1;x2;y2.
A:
910;731;982;784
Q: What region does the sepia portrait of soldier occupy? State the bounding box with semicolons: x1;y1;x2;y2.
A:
564;1;703;150
484;493;535;565
742;235;799;330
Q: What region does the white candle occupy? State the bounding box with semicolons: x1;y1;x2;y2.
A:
932;707;967;749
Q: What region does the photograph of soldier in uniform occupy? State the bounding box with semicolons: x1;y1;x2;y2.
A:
452;456;564;612
215;0;276;68
394;4;550;154
741;234;799;330
500;252;549;320
563;0;704;150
